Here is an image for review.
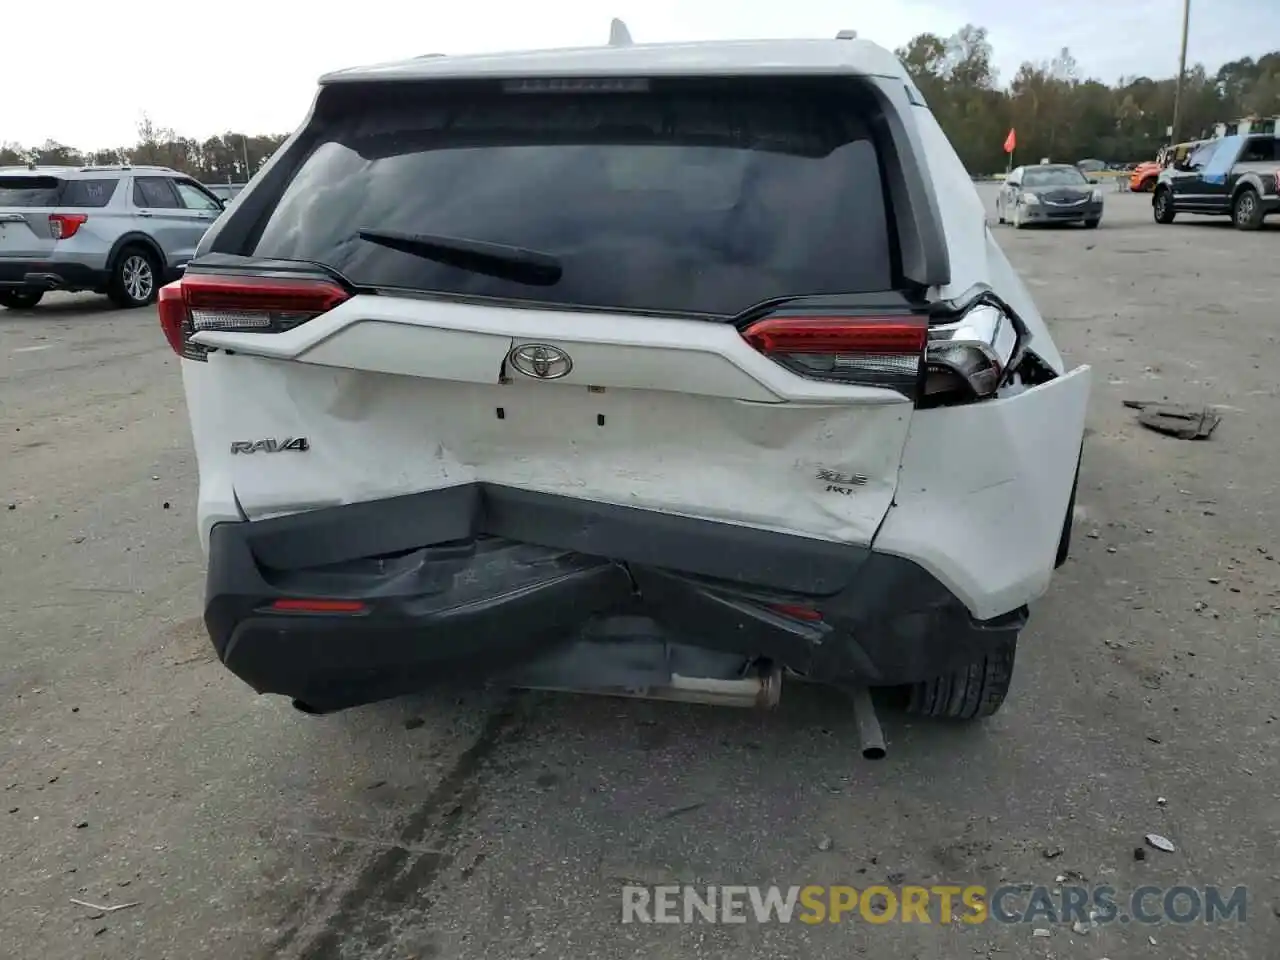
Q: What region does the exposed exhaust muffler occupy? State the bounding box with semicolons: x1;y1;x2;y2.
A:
846;685;887;760
518;663;783;709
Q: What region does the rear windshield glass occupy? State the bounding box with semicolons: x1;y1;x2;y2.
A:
0;176;118;208
246;79;894;316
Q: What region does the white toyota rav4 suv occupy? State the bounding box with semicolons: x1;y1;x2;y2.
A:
162;29;1090;725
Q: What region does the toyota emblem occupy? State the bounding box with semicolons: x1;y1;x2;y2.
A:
508;343;572;381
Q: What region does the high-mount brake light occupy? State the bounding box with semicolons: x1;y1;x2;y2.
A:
157;274;351;361
742;301;1024;404
48;213;87;240
501;77;650;94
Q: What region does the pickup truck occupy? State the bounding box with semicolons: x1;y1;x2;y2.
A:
1152;133;1280;230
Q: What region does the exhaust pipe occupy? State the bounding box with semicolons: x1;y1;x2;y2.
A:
846;686;886;760
519;664;783;709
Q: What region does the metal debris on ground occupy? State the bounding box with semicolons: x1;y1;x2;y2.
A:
70;899;138;913
1145;833;1176;853
1122;400;1221;440
1033;928;1051;937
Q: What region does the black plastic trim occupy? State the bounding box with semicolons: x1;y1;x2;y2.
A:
0;261;109;291
204;484;1027;711
105;232;169;280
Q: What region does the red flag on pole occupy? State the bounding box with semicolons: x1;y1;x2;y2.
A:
1003;128;1017;154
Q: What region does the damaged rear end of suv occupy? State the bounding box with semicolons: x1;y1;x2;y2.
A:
164;33;1090;728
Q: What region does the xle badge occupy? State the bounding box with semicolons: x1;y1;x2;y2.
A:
230;438;310;454
816;468;868;497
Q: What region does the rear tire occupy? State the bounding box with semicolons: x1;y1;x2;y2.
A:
0;288;44;310
108;246;160;308
1232;188;1264;231
1084;218;1100;229
906;637;1017;721
1153;188;1176;224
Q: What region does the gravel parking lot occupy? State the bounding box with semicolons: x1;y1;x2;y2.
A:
3;187;1278;960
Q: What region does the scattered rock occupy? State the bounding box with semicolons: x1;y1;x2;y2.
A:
403;716;425;731
1072;920;1092;934
1043;846;1065;859
1087;530;1100;539
1107;546;1117;554
1145;833;1175;853
162;502;171;510
75;821;88;829
72;536;86;544
817;836;833;852
1209;577;1221;584
1032;928;1051;938
6;503;14;511
94;926;108;937
1133;847;1146;861
1156;797;1167;806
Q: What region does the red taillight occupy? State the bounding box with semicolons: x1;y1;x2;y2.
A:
742;302;1024;405
157;273;351;361
270;598;366;614
48;213;87;240
768;602;824;622
741;314;928;396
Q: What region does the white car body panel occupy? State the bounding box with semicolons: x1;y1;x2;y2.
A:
325;38;906;84
186;298;917;554
875;365;1090;618
182;35;1091;626
910;106;1066;374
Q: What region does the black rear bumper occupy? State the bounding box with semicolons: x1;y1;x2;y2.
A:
0;260;108;291
206;484;1026;712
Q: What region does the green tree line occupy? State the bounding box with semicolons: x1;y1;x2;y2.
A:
3;30;1279;180
0;115;288;184
899;26;1280;174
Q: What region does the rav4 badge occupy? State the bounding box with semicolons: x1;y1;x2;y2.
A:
230;438;310;454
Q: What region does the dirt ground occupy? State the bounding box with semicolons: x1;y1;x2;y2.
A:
2;186;1278;959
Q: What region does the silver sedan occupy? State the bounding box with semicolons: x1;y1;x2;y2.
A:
996;164;1106;229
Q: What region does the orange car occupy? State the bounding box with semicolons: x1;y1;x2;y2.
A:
1130;141;1206;192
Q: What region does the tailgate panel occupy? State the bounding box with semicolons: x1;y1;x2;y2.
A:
0;213;53;258
187;298;917;549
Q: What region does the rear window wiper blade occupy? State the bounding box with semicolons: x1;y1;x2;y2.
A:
356;228;562;286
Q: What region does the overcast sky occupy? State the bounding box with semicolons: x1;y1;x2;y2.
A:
4;0;1278;149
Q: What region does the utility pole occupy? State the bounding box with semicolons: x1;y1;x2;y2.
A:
1170;0;1191;144
241;136;251;181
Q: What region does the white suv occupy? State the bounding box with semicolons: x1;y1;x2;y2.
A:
162;29;1090;722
